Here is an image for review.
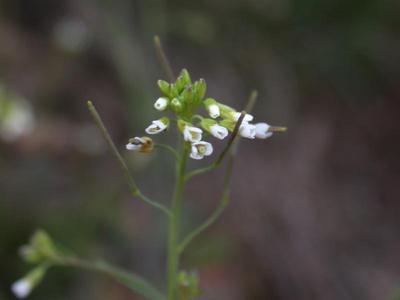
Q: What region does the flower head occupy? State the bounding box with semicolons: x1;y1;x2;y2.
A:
210;124;228;140
11;266;47;299
154;97;168;111
204;98;220;118
145;118;169;135
183;125;202;142
11;279;32;299
239;123;256;139
126;136;153;153
254;122;273;139
190;141;213;160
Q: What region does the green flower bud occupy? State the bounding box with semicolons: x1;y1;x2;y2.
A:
219;119;236;131
178;270;201;299
180;69;191;85
30;230;58;261
175;75;186;93
193;79;207;104
203;98;220;118
201;118;229;140
177;119;187;132
196;78;207;100
180;86;194;105
19;245;43;264
200;118;216;132
170;97;184;113
170;83;180;98
218;103;236;119
157;80;171;97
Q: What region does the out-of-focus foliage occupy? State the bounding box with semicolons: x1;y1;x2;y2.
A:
0;0;399;299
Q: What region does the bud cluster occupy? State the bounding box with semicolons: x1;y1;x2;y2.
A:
126;69;286;159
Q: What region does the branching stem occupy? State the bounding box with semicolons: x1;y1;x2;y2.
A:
87;101;171;217
177;90;258;254
167;142;189;300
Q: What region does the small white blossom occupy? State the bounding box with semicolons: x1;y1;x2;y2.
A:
183;125;202;142
126;137;146;151
239;123;256;139
11;279;32;299
207;104;220;118
154;97;168;111
190;141;213;160
145;120;168;135
255;122;273;139
232;112;253;123
210;124;228;140
126;136;153;153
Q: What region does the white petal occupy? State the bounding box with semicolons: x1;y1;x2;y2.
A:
210;124;228;140
126;143;141;151
191;141;213;157
154;97;168;111
232;112;253;122
208;104;220;118
255;122;272;139
190;152;204;160
203;142;213;155
12;280;32;298
239;123;256;139
145;120;167;134
183;126;202;142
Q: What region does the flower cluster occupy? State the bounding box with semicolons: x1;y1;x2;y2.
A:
126;69;286;159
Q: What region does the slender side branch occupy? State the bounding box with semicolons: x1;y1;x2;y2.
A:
87;101;171;217
178;91;258;253
178;156;234;254
59;257;165;300
244;90;258;113
184;90;258;181
154;36;175;82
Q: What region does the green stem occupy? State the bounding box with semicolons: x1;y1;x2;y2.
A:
177;90;259;253
178;137;235;255
154;36;175;82
87;101;171;217
167;142;189;300
58;257;165;300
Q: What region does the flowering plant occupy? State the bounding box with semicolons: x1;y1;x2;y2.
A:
13;37;286;300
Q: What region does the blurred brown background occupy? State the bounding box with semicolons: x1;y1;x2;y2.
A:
1;0;400;299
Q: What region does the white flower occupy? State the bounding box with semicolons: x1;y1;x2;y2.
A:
255;122;273;139
145;120;168;135
232;112;253;123
11;279;32;299
210;124;228;140
207;104;220;118
126;137;146;151
183;125;202;142
190;141;213;160
154;97;168;111
126;136;153;153
0;98;35;142
239;123;256;139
